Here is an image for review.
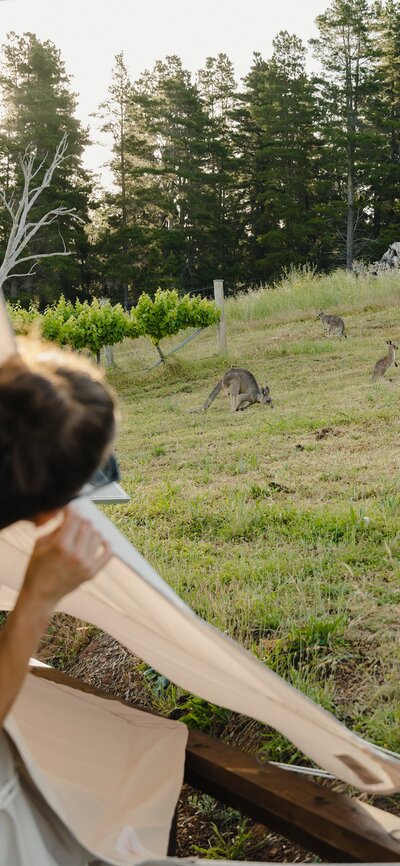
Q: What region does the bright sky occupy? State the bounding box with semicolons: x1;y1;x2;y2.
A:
0;0;329;184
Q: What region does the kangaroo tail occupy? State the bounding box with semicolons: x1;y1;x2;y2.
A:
202;380;223;410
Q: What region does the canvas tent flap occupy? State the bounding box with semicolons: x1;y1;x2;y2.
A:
1;500;400;794
5;672;187;865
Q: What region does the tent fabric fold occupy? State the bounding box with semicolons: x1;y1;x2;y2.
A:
4;673;187;865
1;499;400;794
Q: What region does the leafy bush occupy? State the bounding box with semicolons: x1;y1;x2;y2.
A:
133;289;220;361
6;300;39;335
41;296;131;362
7;290;218;365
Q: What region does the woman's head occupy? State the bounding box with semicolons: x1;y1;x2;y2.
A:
0;342;116;529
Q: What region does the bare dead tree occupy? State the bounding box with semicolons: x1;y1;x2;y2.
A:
0;135;81;292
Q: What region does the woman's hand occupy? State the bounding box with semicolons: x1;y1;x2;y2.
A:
0;508;111;724
23;507;112;610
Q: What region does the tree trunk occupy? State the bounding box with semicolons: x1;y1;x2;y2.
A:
346;157;354;270
155;343;165;363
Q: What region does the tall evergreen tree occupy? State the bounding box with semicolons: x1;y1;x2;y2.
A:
237;35;319;281
93;52;141;302
97;55;230;294
196;55;242;287
367;0;400;249
310;0;375;268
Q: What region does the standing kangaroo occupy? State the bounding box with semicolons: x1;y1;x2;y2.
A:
202;368;273;412
318;311;347;338
371;340;399;381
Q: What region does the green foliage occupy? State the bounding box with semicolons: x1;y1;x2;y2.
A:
41;296;130;358
193;819;267;861
174;694;231;734
6;301;39;335
6;290;217;363
134;289;220;356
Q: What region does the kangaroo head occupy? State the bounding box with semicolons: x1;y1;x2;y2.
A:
260;386;273;406
317;311;325;320
387;340;399;350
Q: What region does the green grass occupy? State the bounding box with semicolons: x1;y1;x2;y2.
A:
96;271;400;765
225;265;400;324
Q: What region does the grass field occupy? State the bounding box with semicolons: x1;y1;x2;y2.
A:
95;271;400;767
33;270;400;859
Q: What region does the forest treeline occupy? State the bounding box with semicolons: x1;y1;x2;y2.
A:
0;0;399;306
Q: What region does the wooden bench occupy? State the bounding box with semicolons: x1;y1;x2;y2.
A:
30;666;400;863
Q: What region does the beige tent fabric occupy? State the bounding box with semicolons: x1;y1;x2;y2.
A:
1;502;400;794
4;673;187;865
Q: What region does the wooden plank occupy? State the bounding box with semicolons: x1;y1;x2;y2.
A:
185;729;400;863
30;667;400;863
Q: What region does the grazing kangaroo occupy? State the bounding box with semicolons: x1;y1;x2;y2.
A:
371;340;399;381
318;311;347;338
202;368;273;412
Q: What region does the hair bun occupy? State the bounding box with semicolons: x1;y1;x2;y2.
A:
0;345;115;528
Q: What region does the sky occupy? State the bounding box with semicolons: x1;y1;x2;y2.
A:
0;0;329;184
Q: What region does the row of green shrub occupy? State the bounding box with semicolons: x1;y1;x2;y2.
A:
7;290;220;362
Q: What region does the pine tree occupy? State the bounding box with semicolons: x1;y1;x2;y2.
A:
94;52;140;303
310;0;375;268
367;0;400;249
237;36;319;281
197;54;241;287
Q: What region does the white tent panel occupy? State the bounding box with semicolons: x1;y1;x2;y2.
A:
1;498;400;794
5;673;187;864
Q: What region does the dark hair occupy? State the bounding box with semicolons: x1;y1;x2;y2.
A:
0;345;116;529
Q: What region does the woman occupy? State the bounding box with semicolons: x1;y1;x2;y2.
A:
0;341;117;865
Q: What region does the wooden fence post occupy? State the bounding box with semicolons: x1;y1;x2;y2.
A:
213;279;227;357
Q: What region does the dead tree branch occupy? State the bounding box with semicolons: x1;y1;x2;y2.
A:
0;135;82;291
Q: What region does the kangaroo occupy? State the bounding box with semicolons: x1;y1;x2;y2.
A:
371;340;399;381
202;368;273;412
318;311;347;338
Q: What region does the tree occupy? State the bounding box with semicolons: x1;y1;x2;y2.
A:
366;0;400;249
0;32;92;301
310;0;375;269
197;54;241;286
41;296;132;363
94;53;134;304
0;137;79;294
93;54;184;300
133;289;220;361
236;36;320;280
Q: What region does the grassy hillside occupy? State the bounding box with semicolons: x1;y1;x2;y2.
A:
101;272;400;763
